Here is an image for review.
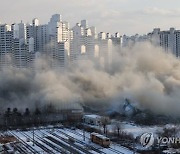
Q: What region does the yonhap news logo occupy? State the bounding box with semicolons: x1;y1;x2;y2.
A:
140;132;180;148
140;133;155;148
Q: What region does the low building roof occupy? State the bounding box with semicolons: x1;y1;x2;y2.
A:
84;114;101;119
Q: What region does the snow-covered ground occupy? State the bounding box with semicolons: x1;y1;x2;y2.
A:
108;121;164;137
2;121;178;153
84;120;165;138
0;127;134;154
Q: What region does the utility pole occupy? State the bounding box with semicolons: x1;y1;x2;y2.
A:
83;127;85;141
33;126;35;146
82;121;85;141
133;139;136;154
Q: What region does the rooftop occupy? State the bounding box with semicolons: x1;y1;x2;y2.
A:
84;114;101;119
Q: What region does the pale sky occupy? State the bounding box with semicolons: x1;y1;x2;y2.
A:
1;0;180;35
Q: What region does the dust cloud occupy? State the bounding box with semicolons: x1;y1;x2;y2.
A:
0;42;180;116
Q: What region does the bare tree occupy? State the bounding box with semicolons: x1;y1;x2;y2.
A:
114;121;122;137
161;126;178;138
100;116;110;135
24;108;30;116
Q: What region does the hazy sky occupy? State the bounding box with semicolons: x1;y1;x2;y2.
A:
1;0;180;35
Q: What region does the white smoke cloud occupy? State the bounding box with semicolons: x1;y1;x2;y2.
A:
0;42;180;116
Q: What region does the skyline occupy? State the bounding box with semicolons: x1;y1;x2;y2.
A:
1;0;180;35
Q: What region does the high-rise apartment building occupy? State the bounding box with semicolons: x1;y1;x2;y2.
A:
121;28;180;58
148;28;180;57
0;14;116;70
98;33;112;70
0;24;12;69
47;14;72;69
71;20;98;63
